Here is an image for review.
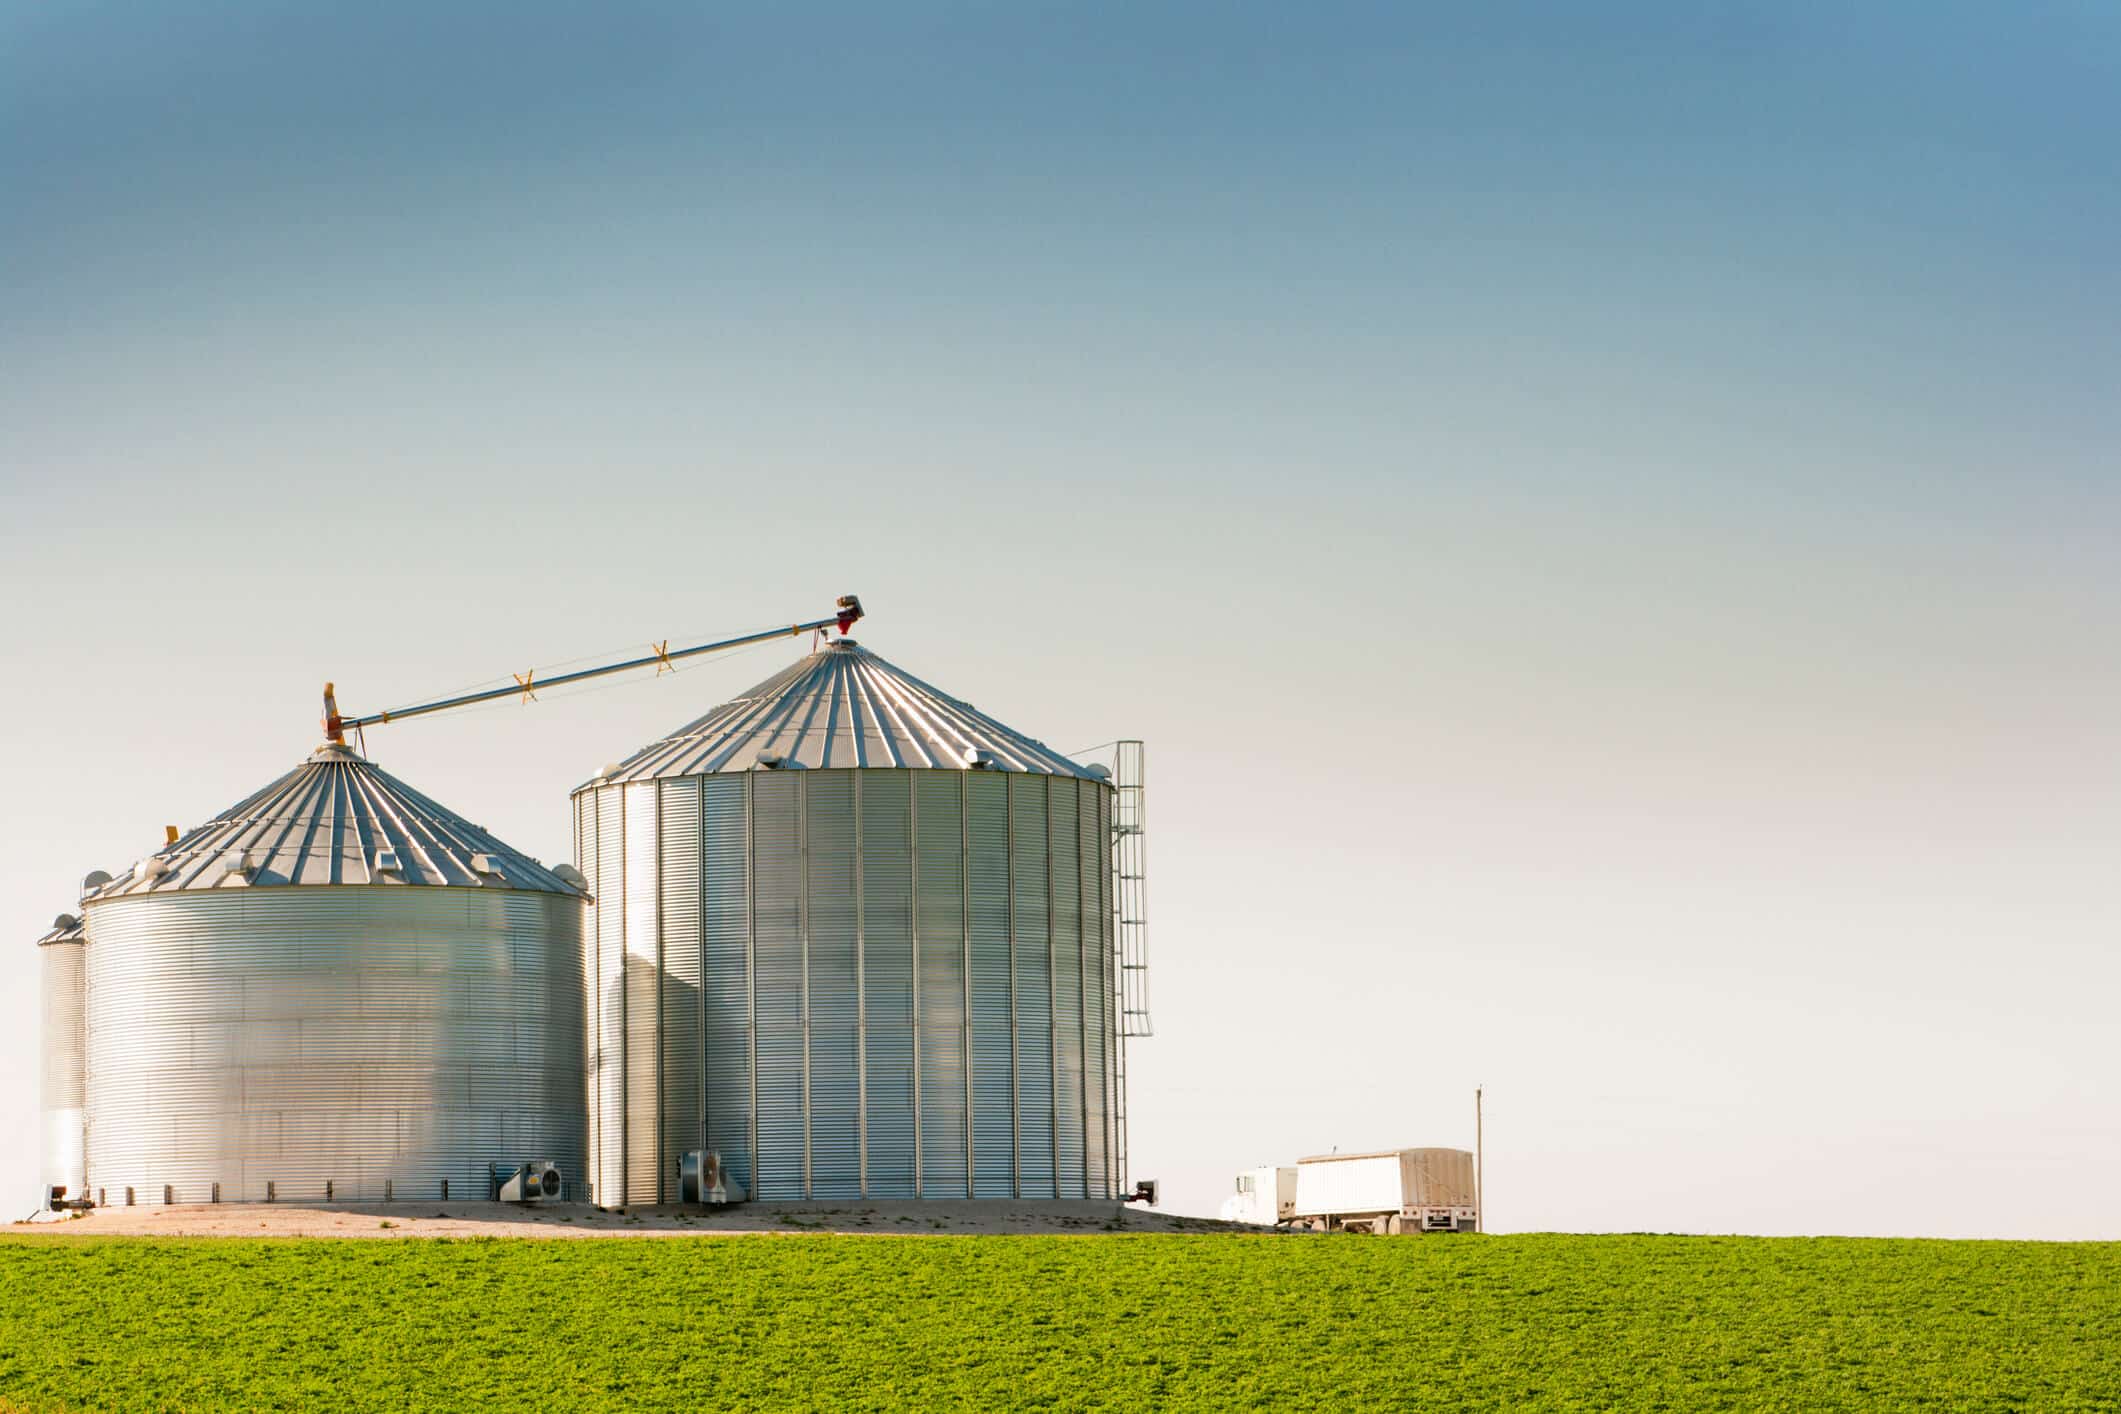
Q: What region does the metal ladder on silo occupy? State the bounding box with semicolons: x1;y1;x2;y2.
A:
1113;740;1151;1192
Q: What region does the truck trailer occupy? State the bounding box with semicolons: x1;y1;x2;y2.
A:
1217;1166;1297;1227
1289;1148;1478;1233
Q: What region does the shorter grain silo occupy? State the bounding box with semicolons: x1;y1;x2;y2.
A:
37;910;88;1205
78;742;588;1205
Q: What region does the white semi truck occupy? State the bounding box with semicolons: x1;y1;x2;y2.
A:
1287;1148;1478;1234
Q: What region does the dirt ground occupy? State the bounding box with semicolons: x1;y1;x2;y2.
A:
12;1200;1255;1240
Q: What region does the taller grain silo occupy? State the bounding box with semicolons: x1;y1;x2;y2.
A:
575;638;1120;1206
78;742;587;1204
37;909;89;1205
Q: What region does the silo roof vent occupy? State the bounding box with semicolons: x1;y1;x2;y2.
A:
37;913;84;945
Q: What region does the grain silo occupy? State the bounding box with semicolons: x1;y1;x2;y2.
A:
37;910;88;1205
574;638;1121;1206
77;742;587;1205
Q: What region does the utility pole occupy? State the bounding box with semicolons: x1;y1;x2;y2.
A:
1475;1086;1484;1234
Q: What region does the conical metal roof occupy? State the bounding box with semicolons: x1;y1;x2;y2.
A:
84;743;583;899
587;639;1099;786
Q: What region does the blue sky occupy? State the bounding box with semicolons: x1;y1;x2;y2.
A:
3;1;2117;1233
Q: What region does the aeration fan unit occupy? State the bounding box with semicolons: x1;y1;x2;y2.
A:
495;1161;565;1204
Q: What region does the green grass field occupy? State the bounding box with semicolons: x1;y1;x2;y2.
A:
1;1234;2115;1411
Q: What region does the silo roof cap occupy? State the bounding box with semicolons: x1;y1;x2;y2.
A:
83;745;584;900
583;639;1101;787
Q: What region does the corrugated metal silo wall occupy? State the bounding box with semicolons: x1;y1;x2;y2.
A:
577;769;1119;1205
81;889;586;1203
40;939;87;1196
